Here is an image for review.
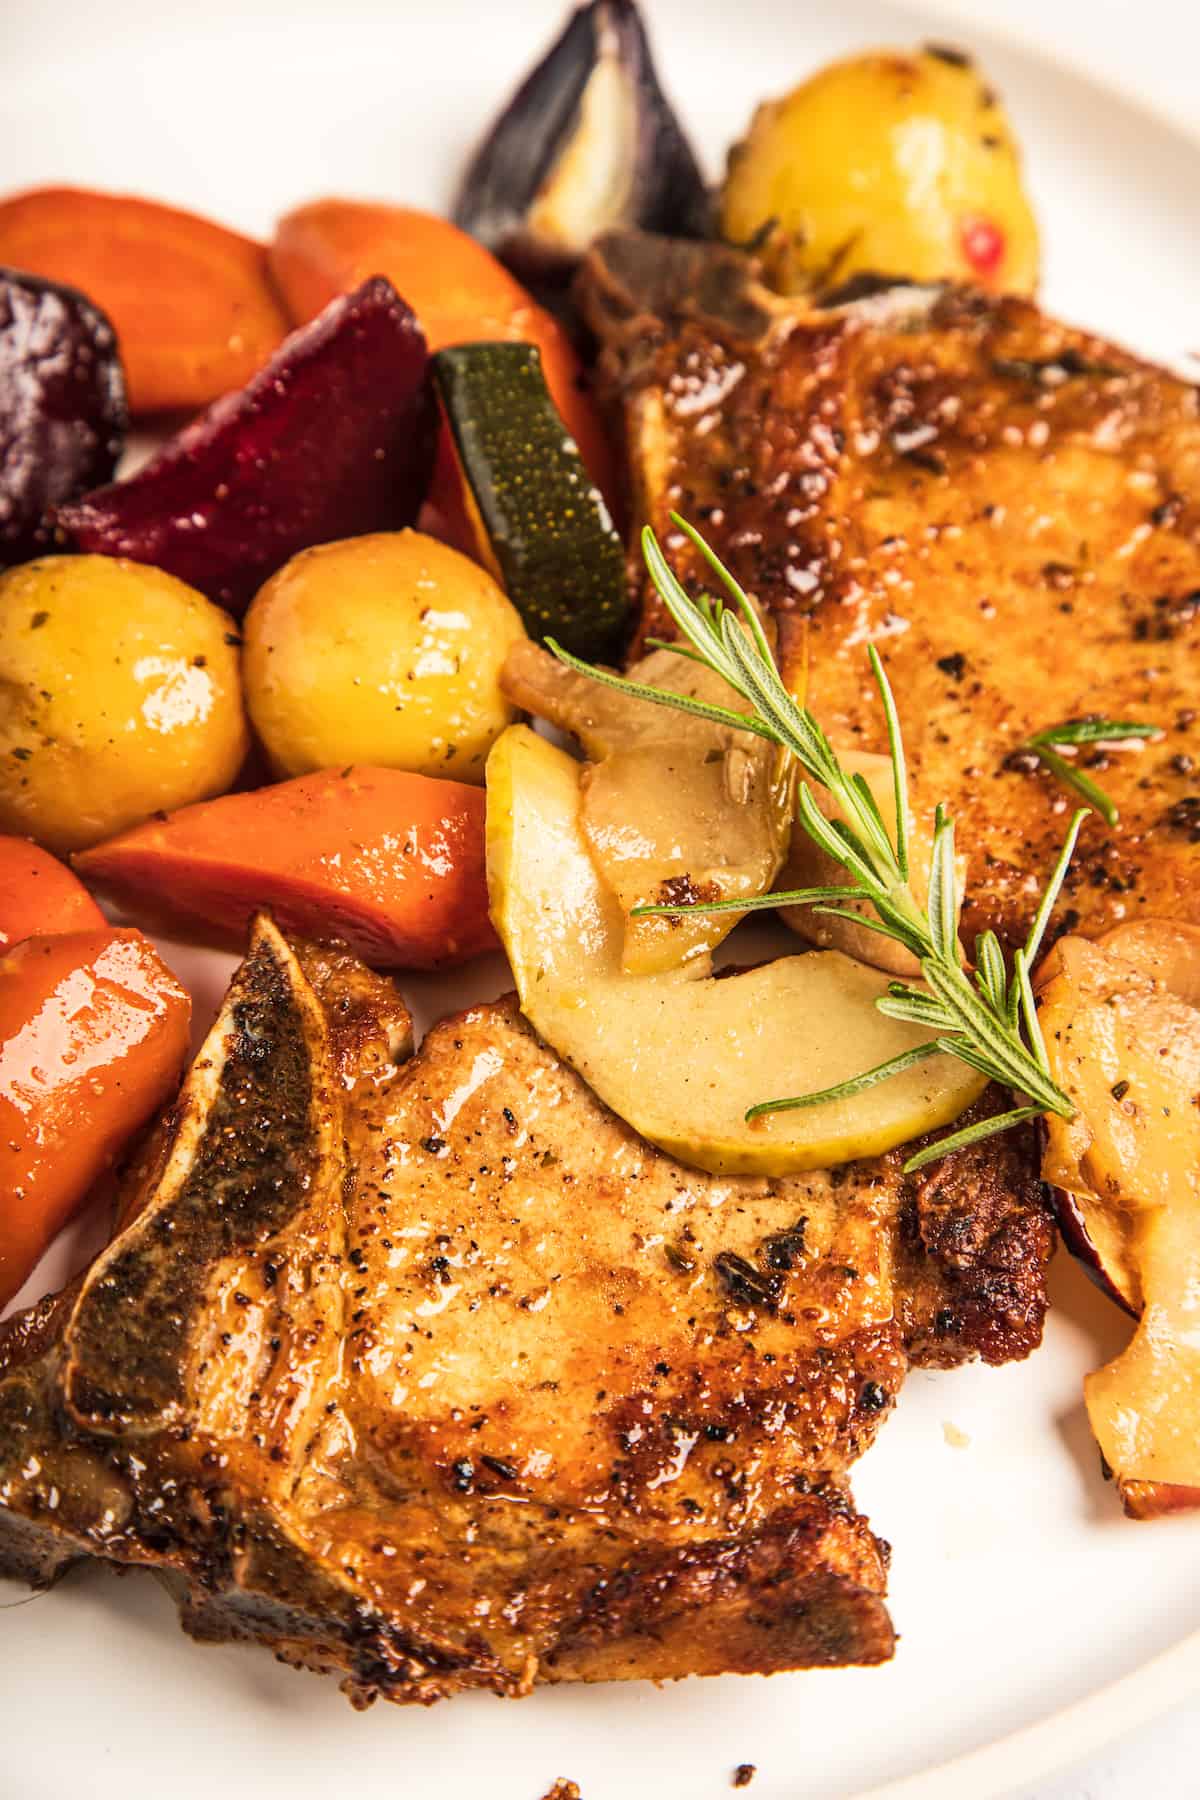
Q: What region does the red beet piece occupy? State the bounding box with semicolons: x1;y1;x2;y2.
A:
57;276;435;614
0;267;127;566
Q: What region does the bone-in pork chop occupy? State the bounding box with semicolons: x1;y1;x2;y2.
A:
578;232;1200;949
0;919;1051;1704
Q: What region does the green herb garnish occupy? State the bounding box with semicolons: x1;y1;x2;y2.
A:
547;513;1083;1173
1020;717;1161;826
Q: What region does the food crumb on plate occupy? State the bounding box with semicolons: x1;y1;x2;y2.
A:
942;1420;971;1449
539;1782;581;1800
733;1765;757;1788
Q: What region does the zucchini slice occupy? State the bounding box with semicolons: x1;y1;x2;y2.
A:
432;341;629;661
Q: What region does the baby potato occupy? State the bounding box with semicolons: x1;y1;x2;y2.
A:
721;48;1039;297
242;531;527;783
0;557;248;854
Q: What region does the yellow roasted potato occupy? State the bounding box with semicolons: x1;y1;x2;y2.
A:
721;47;1039;296
242;531;527;783
0;556;248;854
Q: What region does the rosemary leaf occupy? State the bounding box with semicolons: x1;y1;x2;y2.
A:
1029;717;1160;747
903;1105;1047;1173
641;637;717;669
543;640;778;740
848;770;899;870
671;512;777;667
546;517;1084;1171
1019;717;1157;827
876;991;956;1031
1024;808;1088;969
868;645;910;883
795;784;879;889
974;930;1009;1015
1027;743;1120;827
1013;948;1051;1077
920;961;1067;1113
927;806;958;965
745;1041;945;1119
807;903;920;945
631;886;859;919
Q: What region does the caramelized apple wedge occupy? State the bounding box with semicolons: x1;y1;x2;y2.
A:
56;278;434;614
1038;921;1200;1510
501;638;791;975
486;724;983;1175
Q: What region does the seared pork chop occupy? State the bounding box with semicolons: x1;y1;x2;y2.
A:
578;232;1200;949
0;919;1051;1703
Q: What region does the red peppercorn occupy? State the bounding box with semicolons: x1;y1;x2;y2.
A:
961;215;1005;280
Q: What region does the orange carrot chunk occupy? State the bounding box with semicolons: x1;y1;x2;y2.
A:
75;766;497;969
0;837;105;949
269;201;619;532
0;187;290;414
0;927;191;1309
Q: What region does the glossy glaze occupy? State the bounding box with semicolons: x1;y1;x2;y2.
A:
0;926;190;1306
76;764;497;968
502;636;791;974
0;555;247;853
580;236;1200;950
58;278;436;617
243;531;524;783
0;837;103;949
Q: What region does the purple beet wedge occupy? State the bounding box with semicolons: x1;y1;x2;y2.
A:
57;276;435;614
0;268;127;566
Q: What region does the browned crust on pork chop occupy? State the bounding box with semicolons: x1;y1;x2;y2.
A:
579;231;1200;950
0;925;1049;1701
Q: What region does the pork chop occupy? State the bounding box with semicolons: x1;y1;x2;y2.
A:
0;918;1051;1703
577;232;1200;950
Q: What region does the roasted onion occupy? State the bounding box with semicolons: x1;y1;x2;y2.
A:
453;0;709;286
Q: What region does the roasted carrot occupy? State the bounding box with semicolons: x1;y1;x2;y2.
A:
0;187;290;414
0;838;104;949
75;766;498;969
269;201;618;531
0;927;191;1309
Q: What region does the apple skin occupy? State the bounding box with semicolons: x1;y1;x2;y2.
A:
1119;1478;1200;1519
1051;1183;1200;1520
1049;1184;1139;1318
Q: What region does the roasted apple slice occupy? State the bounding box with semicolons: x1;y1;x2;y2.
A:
486;724;983;1175
1039;918;1200;1315
1038;921;1200;1512
1;268;126;566
501;637;791;974
56;277;434;615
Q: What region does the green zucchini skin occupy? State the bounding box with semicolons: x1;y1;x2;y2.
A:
433;341;630;662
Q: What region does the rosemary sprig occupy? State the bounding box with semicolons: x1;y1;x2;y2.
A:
1020;716;1160;827
546;512;1085;1173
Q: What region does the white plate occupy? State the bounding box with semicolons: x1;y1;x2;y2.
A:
3;3;1200;1796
